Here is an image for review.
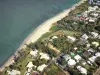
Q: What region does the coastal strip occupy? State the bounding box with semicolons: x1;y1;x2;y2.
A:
0;0;87;71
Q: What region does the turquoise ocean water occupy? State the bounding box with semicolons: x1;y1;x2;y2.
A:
0;0;79;66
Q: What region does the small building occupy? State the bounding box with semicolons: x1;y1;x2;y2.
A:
88;17;97;23
82;11;89;17
87;60;92;65
50;36;58;42
91;32;98;38
90;12;99;17
37;64;47;72
26;62;37;69
30;50;38;57
92;42;99;47
77;66;87;74
40;53;50;60
86;43;91;48
74;55;82;62
88;48;95;53
92;0;100;6
7;70;20;75
95;52;100;57
67;36;76;42
89;56;97;63
67;59;76;66
81;34;89;40
74;47;78;50
52;36;58;39
82;62;87;66
88;6;98;12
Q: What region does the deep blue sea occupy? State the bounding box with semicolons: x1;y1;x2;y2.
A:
0;0;79;66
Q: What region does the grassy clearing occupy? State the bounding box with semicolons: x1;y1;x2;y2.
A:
63;30;81;36
44;63;65;75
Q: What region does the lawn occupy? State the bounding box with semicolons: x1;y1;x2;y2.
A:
44;63;65;75
63;30;81;36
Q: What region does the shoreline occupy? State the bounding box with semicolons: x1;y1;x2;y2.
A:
0;0;87;71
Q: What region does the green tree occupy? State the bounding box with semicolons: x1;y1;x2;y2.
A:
95;57;100;66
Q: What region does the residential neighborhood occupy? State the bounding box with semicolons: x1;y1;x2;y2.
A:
1;0;100;75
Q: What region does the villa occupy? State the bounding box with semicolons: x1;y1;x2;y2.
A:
26;62;37;69
7;70;20;75
67;59;76;67
95;52;100;57
91;32;98;38
81;34;89;40
89;56;97;63
37;64;47;72
86;43;91;48
88;48;95;53
40;53;50;60
74;55;82;62
30;50;38;57
77;66;87;74
67;36;76;42
88;0;100;6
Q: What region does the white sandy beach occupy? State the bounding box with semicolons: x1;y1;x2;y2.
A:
0;0;87;71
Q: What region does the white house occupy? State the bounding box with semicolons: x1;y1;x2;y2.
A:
74;55;82;62
77;66;87;74
93;6;99;10
37;64;47;72
87;61;92;65
89;17;97;23
30;50;38;57
50;36;58;42
7;70;21;75
82;62;87;66
91;32;98;38
68;59;76;66
26;62;37;69
95;52;100;57
92;42;99;47
88;6;97;12
52;36;58;39
89;56;97;63
86;43;91;48
67;36;76;42
81;34;89;40
90;12;99;17
27;68;32;73
40;53;50;60
82;11;89;17
74;47;78;50
88;48;94;53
